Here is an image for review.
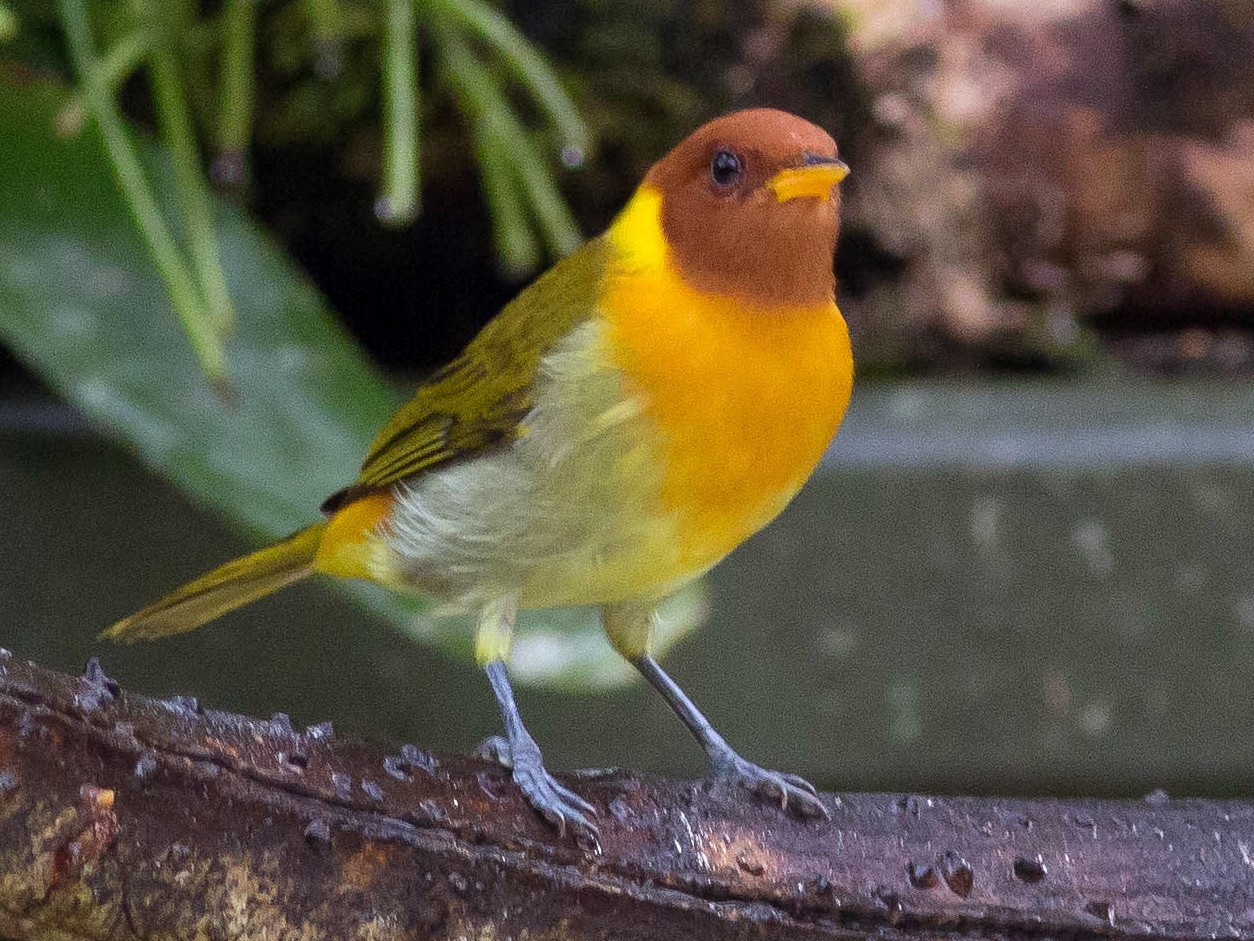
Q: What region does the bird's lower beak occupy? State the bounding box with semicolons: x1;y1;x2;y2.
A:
767;160;850;202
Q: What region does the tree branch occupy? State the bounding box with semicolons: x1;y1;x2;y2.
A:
0;653;1249;940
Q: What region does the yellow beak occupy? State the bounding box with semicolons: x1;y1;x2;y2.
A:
767;160;850;202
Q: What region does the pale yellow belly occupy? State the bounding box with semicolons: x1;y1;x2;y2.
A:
379;320;692;610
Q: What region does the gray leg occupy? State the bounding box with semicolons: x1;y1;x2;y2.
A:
630;649;830;820
476;599;597;840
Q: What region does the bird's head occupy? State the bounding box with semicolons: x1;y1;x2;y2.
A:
641;108;848;308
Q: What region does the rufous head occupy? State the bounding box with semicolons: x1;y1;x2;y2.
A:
643;109;848;308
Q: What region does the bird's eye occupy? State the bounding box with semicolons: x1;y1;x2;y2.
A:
710;149;743;188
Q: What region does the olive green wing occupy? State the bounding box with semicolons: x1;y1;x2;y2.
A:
323;236;611;512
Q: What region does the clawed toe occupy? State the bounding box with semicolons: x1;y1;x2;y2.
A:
479;735;598;840
781;771;820;797
513;762;599;841
549;777;597;817
709;752;830;820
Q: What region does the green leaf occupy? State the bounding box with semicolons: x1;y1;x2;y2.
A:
58;0;227;382
431;0;590;157
215;0;255;164
437;22;541;275
139;0;238;335
0;76;703;688
432;5;585;267
0;2;16;42
378;0;420;225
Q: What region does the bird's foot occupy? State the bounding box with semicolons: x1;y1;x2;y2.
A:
707;748;830;820
476;735;599;842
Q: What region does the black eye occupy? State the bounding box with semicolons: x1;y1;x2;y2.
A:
710;149;743;187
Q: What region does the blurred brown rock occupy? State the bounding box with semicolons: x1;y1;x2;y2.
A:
830;0;1254;370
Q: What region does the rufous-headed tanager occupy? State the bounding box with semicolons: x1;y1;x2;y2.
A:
106;109;854;839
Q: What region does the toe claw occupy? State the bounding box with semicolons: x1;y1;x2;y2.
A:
793;790;832;820
552;781;598;816
501;742;599;841
526;781;597;840
782;772;819;796
708;752;830;820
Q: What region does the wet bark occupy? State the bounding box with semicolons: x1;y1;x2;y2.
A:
0;653;1249;941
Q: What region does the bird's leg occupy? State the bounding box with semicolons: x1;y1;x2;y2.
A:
631;653;829;818
475;597;597;840
603;601;829;819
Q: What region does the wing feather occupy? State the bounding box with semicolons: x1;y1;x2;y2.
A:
323;236;611;512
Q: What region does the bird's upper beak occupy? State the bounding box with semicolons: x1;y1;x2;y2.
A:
767;156;850;202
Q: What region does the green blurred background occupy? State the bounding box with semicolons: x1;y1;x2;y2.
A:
1;0;1252;799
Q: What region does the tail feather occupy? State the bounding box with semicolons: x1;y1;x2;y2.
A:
103;523;327;642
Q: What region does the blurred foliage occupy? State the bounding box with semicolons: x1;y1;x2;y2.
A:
0;3;16;42
0;0;852;684
1;0;865;374
527;1;868;230
0;75;704;689
4;0;589;382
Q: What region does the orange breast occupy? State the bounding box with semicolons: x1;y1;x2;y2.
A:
602;190;854;571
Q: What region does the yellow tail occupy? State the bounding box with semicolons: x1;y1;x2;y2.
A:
103;523;327;642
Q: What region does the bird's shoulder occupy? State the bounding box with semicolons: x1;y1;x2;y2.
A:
323;235;613;512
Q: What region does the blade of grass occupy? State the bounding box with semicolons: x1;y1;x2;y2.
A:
436;23;539;275
56;30;150;135
303;0;345;78
57;0;227;385
472;121;540;275
138;0;237;337
378;0;420;226
214;0;255;188
430;0;589;158
303;0;344;45
482;78;582;257
434;14;580;259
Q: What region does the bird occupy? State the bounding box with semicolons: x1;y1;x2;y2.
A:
105;108;854;840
